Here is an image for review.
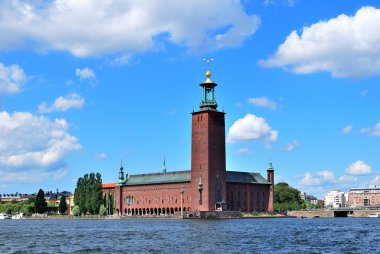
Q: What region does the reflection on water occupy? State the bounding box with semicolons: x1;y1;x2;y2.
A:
1;218;380;253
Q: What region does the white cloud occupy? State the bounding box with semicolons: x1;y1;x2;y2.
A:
342;125;353;135
0;1;260;57
235;147;254;155
0;62;26;95
263;0;295;7
260;6;380;78
360;90;368;97
95;153;107;159
360;123;380;137
284;140;300;152
337;175;357;184
345;160;372;175
76;68;95;80
227;114;278;146
0;167;68;183
371;175;380;185
300;171;334;186
38;93;85;113
248;96;277;110
0;111;81;184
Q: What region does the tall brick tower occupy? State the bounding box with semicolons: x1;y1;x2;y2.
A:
191;66;226;212
267;161;275;212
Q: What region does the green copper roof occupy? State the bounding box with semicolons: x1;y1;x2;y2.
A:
124;171;191;186
226;171;270;184
118;170;270;186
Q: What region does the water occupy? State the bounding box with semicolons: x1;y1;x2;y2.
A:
0;218;379;253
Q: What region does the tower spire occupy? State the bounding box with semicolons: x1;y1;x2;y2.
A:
199;59;217;110
162;156;167;173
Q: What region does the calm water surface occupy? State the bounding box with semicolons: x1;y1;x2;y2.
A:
0;218;379;253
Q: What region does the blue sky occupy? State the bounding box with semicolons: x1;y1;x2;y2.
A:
0;0;379;198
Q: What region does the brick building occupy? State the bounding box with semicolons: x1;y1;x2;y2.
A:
348;186;380;207
102;68;275;216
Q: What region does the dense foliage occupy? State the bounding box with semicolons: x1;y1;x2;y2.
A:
74;172;103;215
0;199;34;214
274;182;305;211
72;206;80;216
59;195;67;214
99;205;107;216
35;189;47;214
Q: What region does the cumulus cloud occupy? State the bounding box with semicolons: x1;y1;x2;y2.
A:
345;160;372;175
337;175;357;183
360;123;380;137
95;153;108;159
260;6;380;78
248;96;277;110
235;147;254;155
0;62;26;95
38;93;85;113
263;0;296;7
300;171;335;186
284;140;300;152
0;0;260;57
227;114;278;146
342;125;353;135
0;111;81;184
76;68;96;80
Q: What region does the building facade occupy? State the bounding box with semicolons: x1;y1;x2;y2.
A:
102;68;274;215
348;186;380;207
324;190;347;208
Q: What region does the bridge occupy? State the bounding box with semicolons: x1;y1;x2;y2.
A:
287;208;380;218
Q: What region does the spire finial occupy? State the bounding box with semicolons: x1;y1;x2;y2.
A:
268;155;274;170
202;58;214;83
163;156;167;173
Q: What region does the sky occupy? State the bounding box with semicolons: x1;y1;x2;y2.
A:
0;0;379;198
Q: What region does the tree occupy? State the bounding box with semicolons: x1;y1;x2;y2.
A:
274;182;305;211
35;189;47;214
72;206;80;216
99;205;107;216
74;172;103;215
59;195;67;214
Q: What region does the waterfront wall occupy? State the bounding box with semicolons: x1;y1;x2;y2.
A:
288;209;380;218
287;210;334;218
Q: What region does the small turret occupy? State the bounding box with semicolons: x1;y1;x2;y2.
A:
118;160;128;186
162;157;167;173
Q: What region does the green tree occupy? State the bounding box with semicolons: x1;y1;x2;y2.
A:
99;205;107;216
35;189;47;214
274;182;305;211
72;205;80;216
59;195;67;214
74;172;103;215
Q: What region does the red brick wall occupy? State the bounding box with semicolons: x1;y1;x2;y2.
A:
191;110;226;211
115;182;192;215
226;183;272;212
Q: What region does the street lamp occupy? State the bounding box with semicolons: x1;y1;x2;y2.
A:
180;186;185;217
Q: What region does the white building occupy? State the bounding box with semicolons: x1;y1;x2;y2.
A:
324;190;347;208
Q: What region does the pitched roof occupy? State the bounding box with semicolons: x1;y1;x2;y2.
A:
102;183;116;188
226;171;270;184
124;170;191;186
102;170;271;188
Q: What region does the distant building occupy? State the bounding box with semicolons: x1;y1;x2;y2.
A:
304;194;318;205
0;193;33;202
348;186;380;207
324;190;347;208
101;68;275;216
